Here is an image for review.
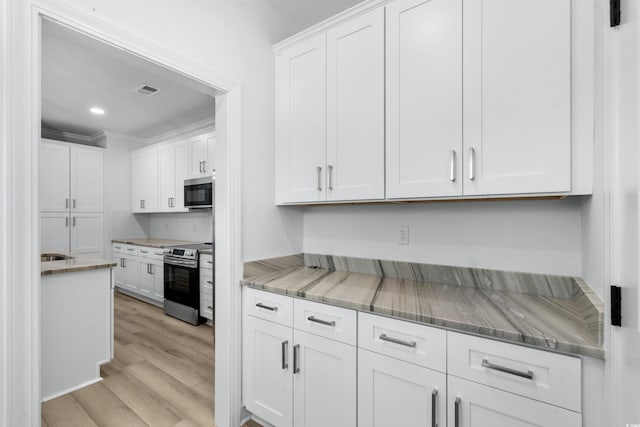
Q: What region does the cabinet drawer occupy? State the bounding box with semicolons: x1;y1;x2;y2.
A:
293;298;356;345
121;244;139;256
358;312;446;372
200;292;213;320
200;254;213;270
112;243;125;254
448;331;581;412
200;268;213;295
137;246;165;261
244;287;293;327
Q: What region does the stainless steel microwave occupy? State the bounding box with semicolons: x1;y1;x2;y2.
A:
184;177;213;209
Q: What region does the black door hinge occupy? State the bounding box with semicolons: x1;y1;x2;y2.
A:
611;285;622;326
610;0;621;27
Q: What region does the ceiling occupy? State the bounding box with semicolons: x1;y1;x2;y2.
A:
264;0;365;31
41;19;217;140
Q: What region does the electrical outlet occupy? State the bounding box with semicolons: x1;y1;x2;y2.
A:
398;226;409;245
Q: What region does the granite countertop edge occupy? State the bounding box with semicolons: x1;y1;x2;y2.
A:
240;276;605;360
41;259;117;276
111;238;204;249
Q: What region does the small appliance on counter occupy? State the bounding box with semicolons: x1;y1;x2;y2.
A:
163;243;213;325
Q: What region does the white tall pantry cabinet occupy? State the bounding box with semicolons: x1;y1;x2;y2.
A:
40;139;105;257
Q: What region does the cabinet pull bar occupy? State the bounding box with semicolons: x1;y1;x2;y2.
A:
432;390;438;427
307;316;336;327
65;217;69;227
281;340;288;370
317;166;322;191
379;333;416;348
150;264;154;275
207;305;213;310
207;280;213;284
72;199;76;209
469;147;476;181
293;344;300;374
481;358;534;380
122;258;126;268
207;260;213;264
455;397;461;427
450;150;456;182
256;302;278;312
72;217;76;227
65;198;69;209
328;164;334;190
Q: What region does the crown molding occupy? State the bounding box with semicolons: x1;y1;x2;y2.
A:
41;128;108;147
146;116;215;145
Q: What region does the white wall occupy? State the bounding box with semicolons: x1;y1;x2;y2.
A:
304;198;584;277
148;211;212;242
104;134;149;256
55;0;304;262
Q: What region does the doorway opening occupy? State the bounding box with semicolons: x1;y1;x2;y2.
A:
38;16;223;426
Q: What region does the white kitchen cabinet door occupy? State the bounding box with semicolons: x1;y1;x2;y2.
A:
121;255;140;294
70;145;104;213
358;348;446;427
448;376;581;427
189;135;209;178
293;330;356;427
276;33;327;204
131;149;158;212
243;315;293;427
158;145;176;212
150;260;164;301
40;212;70;253
174;141;190;209
386;0;463;199
70;213;104;257
325;8;385;202
137;260;155;298
40;141;71;212
463;0;571;196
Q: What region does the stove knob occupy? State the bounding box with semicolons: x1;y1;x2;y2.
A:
186;251;193;256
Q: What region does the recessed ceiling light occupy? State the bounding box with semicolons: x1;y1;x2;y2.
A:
90;107;105;115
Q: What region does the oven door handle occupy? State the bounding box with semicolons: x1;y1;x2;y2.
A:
164;259;197;267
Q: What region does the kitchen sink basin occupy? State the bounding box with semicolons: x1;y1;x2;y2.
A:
41;254;72;262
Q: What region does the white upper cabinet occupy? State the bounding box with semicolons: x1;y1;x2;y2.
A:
276;33;327;203
386;0;463;199
158;141;190;212
70;146;105;212
131;148;158;213
40;141;71;212
462;0;571;196
189;133;216;178
326;8;385;201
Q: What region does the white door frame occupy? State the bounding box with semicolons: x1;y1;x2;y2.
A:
0;1;243;426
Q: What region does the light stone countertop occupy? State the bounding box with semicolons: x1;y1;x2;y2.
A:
111;238;204;248
41;256;116;276
241;254;605;359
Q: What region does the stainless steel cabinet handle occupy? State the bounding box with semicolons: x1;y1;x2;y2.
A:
455;397;461;427
282;340;289;369
207;305;213;310
140;250;148;253
72;217;76;227
379;333;416;348
450;150;456;182
168;197;171;207
482;359;534;380
126;248;135;251
293;344;300;374
149;264;154;275
469;147;476;181
65;217;69;227
329;164;334;189
307;316;336;327
202;161;207;172
317;166;322;191
206;280;213;284
122;258;126;268
65;198;69;209
73;199;77;209
147;264;150;274
120;258;124;267
256;302;278;312
432;390;438;427
207;261;213;264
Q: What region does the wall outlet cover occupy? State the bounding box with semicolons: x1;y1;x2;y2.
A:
398;226;409;245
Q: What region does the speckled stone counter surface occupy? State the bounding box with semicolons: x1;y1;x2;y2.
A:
41;257;116;276
111;238;203;248
241;254;605;359
200;248;214;255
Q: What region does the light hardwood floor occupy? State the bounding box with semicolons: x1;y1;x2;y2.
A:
42;291;261;427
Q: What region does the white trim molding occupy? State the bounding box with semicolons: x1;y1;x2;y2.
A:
2;1;244;426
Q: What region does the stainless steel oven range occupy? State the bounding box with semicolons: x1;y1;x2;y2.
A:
163;243;212;325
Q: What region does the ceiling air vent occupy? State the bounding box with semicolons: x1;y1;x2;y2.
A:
134;84;161;96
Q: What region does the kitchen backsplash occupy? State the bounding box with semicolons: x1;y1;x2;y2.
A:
148;211;213;242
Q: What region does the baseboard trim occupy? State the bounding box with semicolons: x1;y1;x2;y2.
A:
41;377;103;402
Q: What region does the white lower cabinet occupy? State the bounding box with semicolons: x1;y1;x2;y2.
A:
358;348;446;427
448;376;581;427
243;315;294;427
113;243;165;302
293;330;356;427
242;289;583;427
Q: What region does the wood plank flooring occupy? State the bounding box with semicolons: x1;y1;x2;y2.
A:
41;291;261;427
